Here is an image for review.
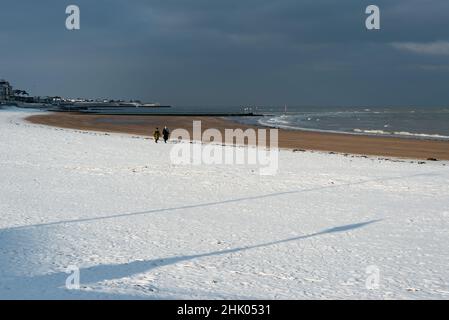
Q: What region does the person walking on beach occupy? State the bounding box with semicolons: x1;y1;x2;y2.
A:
162;126;170;143
153;128;161;143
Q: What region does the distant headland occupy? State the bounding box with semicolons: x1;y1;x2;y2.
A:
0;79;171;113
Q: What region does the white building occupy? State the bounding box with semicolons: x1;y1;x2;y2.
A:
0;79;13;101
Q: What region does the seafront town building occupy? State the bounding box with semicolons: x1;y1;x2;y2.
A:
0;79;13;101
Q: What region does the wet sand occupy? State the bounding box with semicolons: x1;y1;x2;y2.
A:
26;112;449;161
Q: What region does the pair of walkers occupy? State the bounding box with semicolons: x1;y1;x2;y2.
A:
153;126;170;143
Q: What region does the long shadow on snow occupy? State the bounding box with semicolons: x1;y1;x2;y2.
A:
1;220;380;299
2;171;435;232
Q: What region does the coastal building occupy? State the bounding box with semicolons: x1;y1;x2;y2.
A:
0;79;13;101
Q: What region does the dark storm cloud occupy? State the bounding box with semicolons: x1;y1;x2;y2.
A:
1;0;449;106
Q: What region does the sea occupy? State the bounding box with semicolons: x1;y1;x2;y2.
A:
165;105;449;140
228;105;449;141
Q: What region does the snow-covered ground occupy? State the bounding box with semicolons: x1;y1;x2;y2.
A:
0;108;448;300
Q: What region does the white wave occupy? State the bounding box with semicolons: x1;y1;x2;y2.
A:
353;129;387;135
393;131;449;139
258;117;355;135
264;117;291;125
353;129;449;140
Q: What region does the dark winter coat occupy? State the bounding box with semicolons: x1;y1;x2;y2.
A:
162;128;170;140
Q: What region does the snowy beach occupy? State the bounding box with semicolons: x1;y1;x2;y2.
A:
1;109;449;299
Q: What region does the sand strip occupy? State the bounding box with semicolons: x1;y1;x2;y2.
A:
26;113;449;161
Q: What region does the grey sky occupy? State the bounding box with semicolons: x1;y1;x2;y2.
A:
1;0;449;106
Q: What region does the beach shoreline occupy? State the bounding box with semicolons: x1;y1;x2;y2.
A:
26;112;449;161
